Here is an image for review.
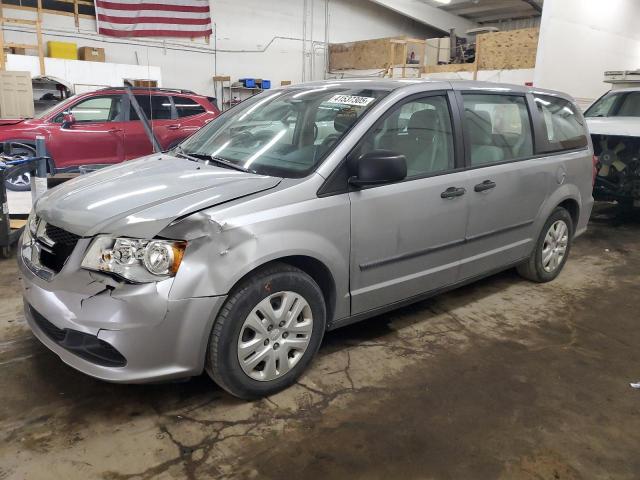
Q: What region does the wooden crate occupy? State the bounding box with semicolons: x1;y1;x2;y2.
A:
329;36;425;71
423;27;539;76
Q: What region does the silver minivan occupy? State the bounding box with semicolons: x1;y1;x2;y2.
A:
18;80;594;399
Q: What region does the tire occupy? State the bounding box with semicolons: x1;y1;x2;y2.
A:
517;207;573;283
5;172;31;191
3;143;36;191
206;263;326;399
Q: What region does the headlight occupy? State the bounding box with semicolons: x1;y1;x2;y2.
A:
81;236;187;283
27;211;39;237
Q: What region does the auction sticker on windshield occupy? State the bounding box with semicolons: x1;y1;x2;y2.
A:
327;95;375;107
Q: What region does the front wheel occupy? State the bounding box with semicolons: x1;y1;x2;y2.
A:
517;207;573;283
206;263;326;399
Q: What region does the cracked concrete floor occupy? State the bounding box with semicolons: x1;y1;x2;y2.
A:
1;203;640;480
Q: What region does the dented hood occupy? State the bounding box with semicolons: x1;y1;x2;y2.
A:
586;117;640;138
36;154;282;237
0;118;25;126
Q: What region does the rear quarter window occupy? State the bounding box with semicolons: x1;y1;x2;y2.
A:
174;97;206;118
534;94;588;152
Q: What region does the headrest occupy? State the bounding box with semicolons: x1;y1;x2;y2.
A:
465;109;493;145
408;109;439;136
334;109;358;133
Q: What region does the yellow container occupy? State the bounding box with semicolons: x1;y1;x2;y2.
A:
47;41;77;60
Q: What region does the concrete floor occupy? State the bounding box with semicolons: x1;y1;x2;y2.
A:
1;204;639;479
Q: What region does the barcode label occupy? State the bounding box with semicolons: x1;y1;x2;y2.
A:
327;95;375;107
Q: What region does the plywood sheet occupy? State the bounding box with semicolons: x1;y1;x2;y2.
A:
424;63;476;74
477;28;539;70
329;36;425;71
329;37;391;70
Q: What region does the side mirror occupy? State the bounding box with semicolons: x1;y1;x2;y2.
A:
61;113;76;129
349;150;407;187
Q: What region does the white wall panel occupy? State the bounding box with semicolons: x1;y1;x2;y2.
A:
533;0;640;107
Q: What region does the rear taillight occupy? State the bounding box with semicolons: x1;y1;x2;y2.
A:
592;155;598;186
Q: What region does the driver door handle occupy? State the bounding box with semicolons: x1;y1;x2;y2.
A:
474;180;496;192
167;124;181;130
441;186;466;199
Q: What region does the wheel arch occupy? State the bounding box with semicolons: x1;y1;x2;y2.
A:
557;198;580;235
229;255;338;327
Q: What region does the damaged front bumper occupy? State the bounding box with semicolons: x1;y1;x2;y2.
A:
18;236;226;383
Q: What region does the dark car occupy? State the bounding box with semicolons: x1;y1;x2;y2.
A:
0;87;220;190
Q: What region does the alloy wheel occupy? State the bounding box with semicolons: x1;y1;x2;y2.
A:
7;172;31;188
542;219;569;273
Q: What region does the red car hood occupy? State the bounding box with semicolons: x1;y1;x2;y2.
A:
0;118;26;126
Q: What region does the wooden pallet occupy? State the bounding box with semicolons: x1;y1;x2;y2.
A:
0;0;45;75
9;218;26;229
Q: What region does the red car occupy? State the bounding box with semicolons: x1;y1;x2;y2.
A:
0;87;220;190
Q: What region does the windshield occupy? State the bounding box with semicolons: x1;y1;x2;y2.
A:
36;95;77;120
585;91;640;118
177;86;389;177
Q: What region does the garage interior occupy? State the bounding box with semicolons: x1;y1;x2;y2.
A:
1;0;640;479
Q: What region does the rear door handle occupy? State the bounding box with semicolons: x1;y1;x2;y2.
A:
474;180;496;192
441;186;466;199
167;124;181;130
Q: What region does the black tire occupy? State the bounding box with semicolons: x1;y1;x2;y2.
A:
5;174;31;191
517;207;573;283
206;263;326;399
3;143;36;191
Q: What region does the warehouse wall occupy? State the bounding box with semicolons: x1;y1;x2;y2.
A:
2;0;438;97
533;0;640;109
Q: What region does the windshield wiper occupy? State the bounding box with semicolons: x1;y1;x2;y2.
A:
174;146;253;173
209;155;253;173
173;145;202;163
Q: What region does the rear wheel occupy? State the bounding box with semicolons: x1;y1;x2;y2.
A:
206;263;326;399
517;207;573;283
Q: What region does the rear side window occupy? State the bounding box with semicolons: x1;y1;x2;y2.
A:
130;95;173;120
462;94;533;166
174;97;206;117
534;94;588;152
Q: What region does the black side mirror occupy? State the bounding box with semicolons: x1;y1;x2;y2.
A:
349;150;407;187
61;113;76;129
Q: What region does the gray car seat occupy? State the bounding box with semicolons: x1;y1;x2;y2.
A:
465;109;505;165
404;109;451;174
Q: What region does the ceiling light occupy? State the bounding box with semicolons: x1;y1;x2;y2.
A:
433;0;452;4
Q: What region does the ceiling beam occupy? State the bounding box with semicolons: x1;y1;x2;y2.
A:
521;0;543;13
465;6;538;20
474;10;539;22
446;1;529;16
368;0;478;36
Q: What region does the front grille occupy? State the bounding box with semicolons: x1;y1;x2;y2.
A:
44;223;80;246
38;223;80;273
30;305;127;368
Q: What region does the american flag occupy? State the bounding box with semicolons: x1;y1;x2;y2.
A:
95;0;213;38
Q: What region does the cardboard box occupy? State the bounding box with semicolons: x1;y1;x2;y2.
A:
78;46;106;62
10;47;27;55
47;41;77;60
